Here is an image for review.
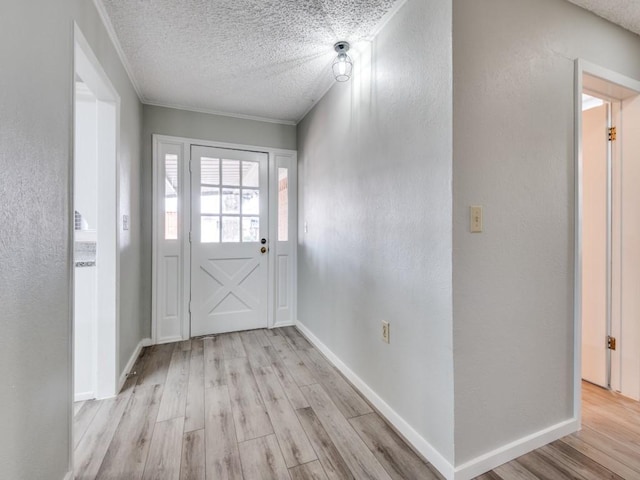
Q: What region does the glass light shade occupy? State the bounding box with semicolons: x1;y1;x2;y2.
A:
332;52;353;82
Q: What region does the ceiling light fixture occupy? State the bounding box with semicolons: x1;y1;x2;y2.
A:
332;41;353;82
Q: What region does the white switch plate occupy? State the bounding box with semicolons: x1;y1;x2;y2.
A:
382;321;390;344
470;206;482;233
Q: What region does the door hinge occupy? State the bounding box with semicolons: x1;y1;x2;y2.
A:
189;231;192;242
608;126;617;142
188;301;192;313
189;160;192;173
608;335;617;350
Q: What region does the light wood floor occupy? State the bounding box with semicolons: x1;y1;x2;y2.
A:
73;327;640;479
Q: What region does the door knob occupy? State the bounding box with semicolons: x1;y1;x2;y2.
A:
260;246;268;254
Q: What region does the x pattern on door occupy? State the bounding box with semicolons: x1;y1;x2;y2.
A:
199;257;261;315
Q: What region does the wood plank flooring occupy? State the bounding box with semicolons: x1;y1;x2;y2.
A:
74;327;640;479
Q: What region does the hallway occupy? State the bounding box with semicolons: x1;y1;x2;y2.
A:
73;327;640;479
73;327;440;479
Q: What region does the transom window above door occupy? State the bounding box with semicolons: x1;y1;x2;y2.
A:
200;157;261;243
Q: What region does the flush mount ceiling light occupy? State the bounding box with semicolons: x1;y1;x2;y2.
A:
332;41;353;82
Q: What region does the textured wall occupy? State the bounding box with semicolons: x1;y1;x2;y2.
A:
297;0;454;462
452;0;640;465
143;105;296;151
0;1;143;478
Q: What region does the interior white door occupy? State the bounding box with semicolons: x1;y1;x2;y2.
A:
582;101;609;388
190;145;269;336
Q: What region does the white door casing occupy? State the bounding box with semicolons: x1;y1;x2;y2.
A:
74;24;120;401
575;62;640;414
190;146;269;335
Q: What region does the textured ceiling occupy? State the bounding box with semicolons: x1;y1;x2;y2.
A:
98;0;403;123
567;0;640;37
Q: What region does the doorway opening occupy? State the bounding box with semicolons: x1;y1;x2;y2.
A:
73;24;120;404
576;61;640;419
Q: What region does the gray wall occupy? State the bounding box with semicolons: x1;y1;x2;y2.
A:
297;0;454;462
0;1;143;478
140;104;297;340
453;0;640;465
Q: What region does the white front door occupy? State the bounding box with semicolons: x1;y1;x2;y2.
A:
190;145;269;335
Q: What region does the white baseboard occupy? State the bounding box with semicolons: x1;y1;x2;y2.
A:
453;418;579;480
295;321;455;479
294;321;579;480
74;391;95;402
117;337;152;392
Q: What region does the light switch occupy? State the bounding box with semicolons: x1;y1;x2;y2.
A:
123;214;129;231
470;206;483;233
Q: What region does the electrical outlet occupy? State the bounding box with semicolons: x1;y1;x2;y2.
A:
382;321;390;344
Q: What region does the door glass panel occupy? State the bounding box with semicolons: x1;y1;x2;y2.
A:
201;187;220;214
278;167;288;241
201;216;220;243
165;154;179;240
222;216;240;242
222;188;240;214
201;157;220;185
242;161;259;187
242;217;259;242
196;154;264;244
222;159;240;186
242;189;259;215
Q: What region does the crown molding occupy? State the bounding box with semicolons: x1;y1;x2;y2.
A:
367;0;409;41
92;0;144;101
143;101;297;126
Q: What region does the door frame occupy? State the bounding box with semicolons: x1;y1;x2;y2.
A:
152;134;298;343
72;23;121;401
574;59;640;422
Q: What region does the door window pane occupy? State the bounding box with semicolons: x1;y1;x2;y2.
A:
242;189;259;215
201;187;220;214
196;155;263;244
201;157;220;185
222;216;240;242
242;161;259;187
222;159;240;186
242;217;260;242
165;154;178;240
278;167;288;241
222;188;240;214
201;216;220;243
